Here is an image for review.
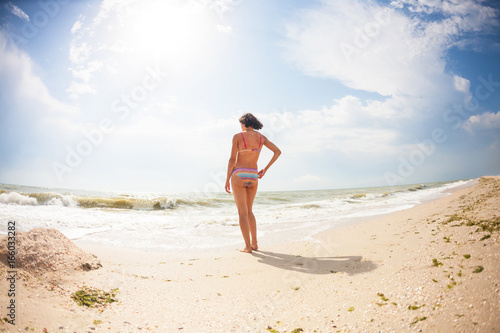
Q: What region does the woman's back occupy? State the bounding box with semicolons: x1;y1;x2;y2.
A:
234;131;263;168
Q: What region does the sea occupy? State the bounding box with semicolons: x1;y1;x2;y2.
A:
0;179;475;252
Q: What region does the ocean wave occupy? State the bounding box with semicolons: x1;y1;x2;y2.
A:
347;192;391;201
0;190;78;206
0;190;228;211
298;204;321;209
76;196;178;210
31;192;78;206
0;191;38;206
408;184;426;191
0;191;73;206
0;190;179;210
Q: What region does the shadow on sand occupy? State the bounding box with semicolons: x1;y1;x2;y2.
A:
251;250;376;276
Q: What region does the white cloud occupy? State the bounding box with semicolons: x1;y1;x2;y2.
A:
70;61;103;82
390;1;403;10
66;81;97;99
453;74;473;105
69;41;91;64
453;75;470;93
282;0;498;170
395;0;496;20
0;31;80;175
387;1;499;51
216;24;233;34
211;0;241;15
8;3;29;21
257;96;402;156
91;0;125;28
284;0;498;98
463;111;500;133
67;44;102;99
0;32;78;116
71;18;84;35
285;1;440;97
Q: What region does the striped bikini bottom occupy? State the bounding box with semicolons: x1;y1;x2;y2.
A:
231;168;258;187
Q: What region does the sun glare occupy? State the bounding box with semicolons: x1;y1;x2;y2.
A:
129;2;213;67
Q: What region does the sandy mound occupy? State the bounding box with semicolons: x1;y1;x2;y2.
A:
0;228;101;276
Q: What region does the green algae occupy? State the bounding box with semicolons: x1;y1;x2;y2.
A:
377;293;389;302
480;234;491;241
72;287;119;308
410;316;427;325
432;259;443;267
473;266;484;273
408;303;425;310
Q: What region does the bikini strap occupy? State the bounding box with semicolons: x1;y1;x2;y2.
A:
240;132;247;149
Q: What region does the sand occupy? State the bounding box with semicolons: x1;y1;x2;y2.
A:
0;176;499;332
0;228;101;278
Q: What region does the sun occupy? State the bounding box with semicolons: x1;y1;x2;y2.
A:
128;1;214;67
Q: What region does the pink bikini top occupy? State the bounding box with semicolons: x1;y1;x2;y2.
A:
239;132;262;152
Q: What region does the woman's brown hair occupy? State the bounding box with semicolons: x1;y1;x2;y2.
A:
239;113;263;130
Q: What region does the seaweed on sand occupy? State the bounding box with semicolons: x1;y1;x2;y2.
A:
72;287;119;308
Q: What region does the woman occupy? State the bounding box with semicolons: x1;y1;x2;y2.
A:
225;113;281;253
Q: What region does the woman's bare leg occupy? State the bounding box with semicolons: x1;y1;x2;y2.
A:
232;180;252;253
246;183;259;250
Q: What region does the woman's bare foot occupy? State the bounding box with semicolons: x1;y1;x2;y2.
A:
240;247;252;253
251;242;258;251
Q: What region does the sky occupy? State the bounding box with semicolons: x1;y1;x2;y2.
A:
0;0;499;193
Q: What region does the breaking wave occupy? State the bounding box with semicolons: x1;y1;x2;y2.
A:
0;190;208;210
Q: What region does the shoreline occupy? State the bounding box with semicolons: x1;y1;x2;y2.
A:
0;178;475;253
0;176;498;332
73;177;478;257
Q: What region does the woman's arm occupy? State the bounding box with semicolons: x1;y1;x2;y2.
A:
258;136;281;179
225;135;239;193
